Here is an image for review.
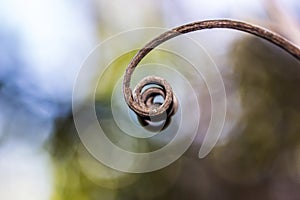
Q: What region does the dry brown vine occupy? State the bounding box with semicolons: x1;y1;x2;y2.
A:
123;19;300;128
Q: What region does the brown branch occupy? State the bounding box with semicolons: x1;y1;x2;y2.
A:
123;19;300;126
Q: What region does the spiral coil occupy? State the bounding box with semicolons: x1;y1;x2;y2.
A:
123;19;300;130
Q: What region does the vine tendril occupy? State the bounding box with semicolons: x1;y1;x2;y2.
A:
123;19;300;128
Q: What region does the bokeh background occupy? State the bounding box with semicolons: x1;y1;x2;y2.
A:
1;0;300;199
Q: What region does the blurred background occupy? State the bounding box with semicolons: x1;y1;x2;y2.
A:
1;0;300;199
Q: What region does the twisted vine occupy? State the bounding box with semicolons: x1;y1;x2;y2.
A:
123;19;300;128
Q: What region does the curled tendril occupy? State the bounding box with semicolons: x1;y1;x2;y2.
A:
123;19;300;129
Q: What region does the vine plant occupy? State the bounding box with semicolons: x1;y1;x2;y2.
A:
123;19;300;129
